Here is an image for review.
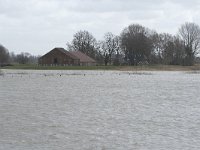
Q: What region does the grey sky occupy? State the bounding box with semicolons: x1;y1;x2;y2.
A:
0;0;200;55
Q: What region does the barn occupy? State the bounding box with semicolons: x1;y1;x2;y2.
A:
39;48;80;66
39;48;96;66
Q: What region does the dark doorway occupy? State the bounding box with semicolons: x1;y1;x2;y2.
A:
54;58;58;64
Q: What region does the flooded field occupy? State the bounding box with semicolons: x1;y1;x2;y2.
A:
0;69;200;150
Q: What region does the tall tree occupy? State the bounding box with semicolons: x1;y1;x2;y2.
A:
120;24;153;65
67;30;98;59
150;33;172;64
151;33;186;65
162;36;185;65
0;44;9;65
178;22;200;65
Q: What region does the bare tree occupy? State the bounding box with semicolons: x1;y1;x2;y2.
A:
150;33;171;63
179;22;200;65
113;36;122;65
162;36;185;65
150;32;187;65
101;32;120;65
67;30;98;59
16;52;31;64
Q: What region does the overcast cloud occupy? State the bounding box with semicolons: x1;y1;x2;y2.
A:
0;0;200;55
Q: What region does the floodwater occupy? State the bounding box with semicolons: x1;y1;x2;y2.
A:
0;69;200;150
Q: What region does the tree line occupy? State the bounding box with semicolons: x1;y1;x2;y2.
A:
67;22;200;66
0;45;39;66
1;22;200;66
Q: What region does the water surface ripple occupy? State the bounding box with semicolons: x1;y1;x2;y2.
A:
0;70;200;150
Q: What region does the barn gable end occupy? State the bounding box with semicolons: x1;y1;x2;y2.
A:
39;48;80;66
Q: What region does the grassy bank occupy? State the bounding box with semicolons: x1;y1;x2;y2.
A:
119;64;200;71
1;64;200;71
1;64;118;70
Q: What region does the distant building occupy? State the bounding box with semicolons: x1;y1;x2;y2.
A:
39;47;96;66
